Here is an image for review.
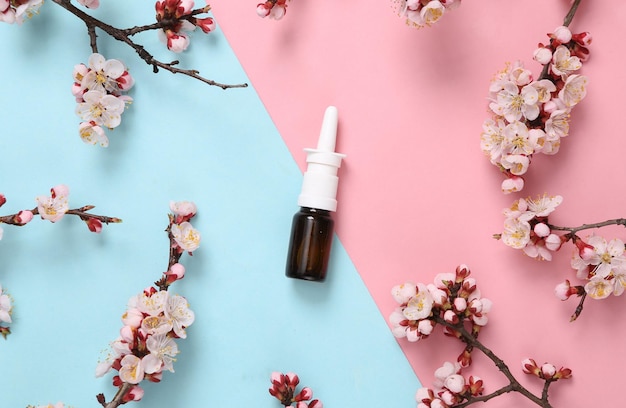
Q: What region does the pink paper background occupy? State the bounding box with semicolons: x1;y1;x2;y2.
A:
213;1;625;406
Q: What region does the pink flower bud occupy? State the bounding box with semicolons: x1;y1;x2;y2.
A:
415;387;434;403
256;3;271;17
501;176;524;194
294;386;313;401
166;31;190;53
522;358;539;375
575;238;595;261
417;319;434;336
166;263;186;280
533;47;553;65
0;194;5;207
269;4;286;20
444;374;466;393
308;400;322;408
453;297;467;312
553;26;572;43
122;385;144;402
572;31;592;46
117;71;135;91
430;398;447;408
16;210;33;224
533;222;550;238
545;233;562;251
196;17;216;33
86;218;103;233
444;310;459;324
554;280;572;300
440;390;458;405
541;363;557;378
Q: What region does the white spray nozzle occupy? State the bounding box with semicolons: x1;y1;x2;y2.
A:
297;106;346;212
317;106;338;151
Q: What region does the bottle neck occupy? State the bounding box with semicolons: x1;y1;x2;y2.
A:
299;207;331;216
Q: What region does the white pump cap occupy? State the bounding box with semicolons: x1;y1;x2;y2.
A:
297;106;346;212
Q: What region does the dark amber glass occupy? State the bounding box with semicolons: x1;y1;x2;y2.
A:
285;207;334;282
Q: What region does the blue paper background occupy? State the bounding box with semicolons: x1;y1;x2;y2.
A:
0;1;420;406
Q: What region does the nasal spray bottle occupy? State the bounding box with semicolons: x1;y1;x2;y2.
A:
285;106;346;282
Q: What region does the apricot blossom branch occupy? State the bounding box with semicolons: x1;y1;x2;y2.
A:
93;201;199;407
390;265;571;407
480;0;590;194
50;0;247;90
497;195;626;321
0;185;121;239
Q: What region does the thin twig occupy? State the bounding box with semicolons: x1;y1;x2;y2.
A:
51;0;248;90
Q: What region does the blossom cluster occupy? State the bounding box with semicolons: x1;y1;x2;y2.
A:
94;202;199;404
500;194;564;261
416;361;484;408
72;53;135;147
389;265;492;349
394;0;461;29
480;25;591;194
0;0;42;24
499;194;626;312
0;284;12;339
391;266;574;406
390;265;492;407
269;372;323;408
256;0;288;20
156;0;216;53
521;358;572;382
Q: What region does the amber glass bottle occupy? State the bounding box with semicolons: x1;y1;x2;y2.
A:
285;106;345;282
285;207;334;281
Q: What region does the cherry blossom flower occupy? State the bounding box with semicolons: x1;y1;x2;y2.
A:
144;334;179;373
36;185;70;223
165;293;195;338
169;200;197;222
551;45;582;77
558;74;588;107
79;53;130;95
135;289;168;316
75;90;126;129
119;354;145;384
79;121;109;147
171;221;201;252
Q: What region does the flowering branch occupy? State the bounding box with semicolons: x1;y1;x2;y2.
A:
269;372;323;408
0;185;121;240
497;195;626;321
390;265;571;407
480;0;590;194
51;0;248;90
92;201;200;407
